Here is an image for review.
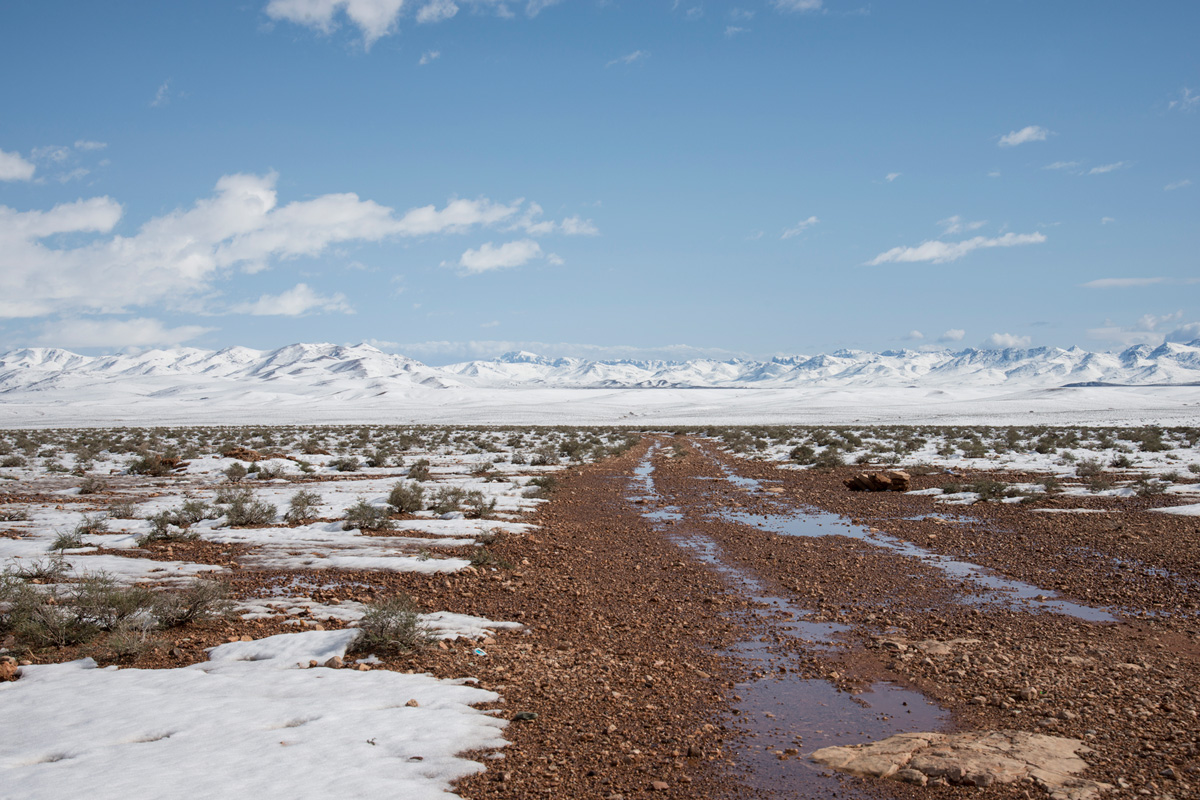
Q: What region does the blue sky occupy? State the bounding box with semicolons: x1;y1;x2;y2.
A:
0;0;1196;363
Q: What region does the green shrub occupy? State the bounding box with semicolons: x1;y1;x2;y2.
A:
407;458;432;481
387;481;425;513
351;595;430;654
107;500;139;519
284;490;322;524
214;487;276;527
153;578;233;627
343;499;393;531
224;462;248;483
330;456;361;473
127;452;176;477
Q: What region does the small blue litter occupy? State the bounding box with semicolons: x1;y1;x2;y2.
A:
473;648;487;657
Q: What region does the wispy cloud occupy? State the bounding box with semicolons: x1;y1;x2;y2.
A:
73;140;107;152
1164;179;1191;191
725;25;749;36
867;231;1045;265
781;216;819;239
525;0;563;17
938;215;986;235
1168;87;1198;112
455;239;547;274
1082;277;1197;289
1042;160;1080;170
1088;311;1187;347
0;148;36;182
772;0;823;12
37;317;215;349
885;172;901;182
232;283;353;316
419;50;441;65
606;50;649;68
150;80;176;107
1087;161;1129;175
388;339;751;364
998;125;1051;147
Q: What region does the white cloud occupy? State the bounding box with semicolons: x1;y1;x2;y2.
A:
781;215;819;239
1164;179;1191;191
266;0;407;46
0;148;35;181
1082;277;1165;289
1165;322;1200;343
885;172;901;182
987;170;1001;178
998;125;1050;147
772;0;822;12
559;216;599;236
1101;216;1115;225
730;8;755;20
37;317;214;349
938;329;965;342
904;330;924;341
457;239;544;273
151;80;173;107
1168;87;1198;112
867;231;1045;266
606;50;649;68
1043;160;1080;170
419;49;441;64
417;0;457;23
1087;161;1129;175
1088;312;1185;347
74;140;107;151
525;0;561;16
232;283;353;316
937;215;986;235
725;26;749;36
988;332;1031;349
32;145;71;163
0;172;557;318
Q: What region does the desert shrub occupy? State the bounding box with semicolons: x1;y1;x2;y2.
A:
153;578;233;627
1076;458;1104;479
0;507;30;522
407;458;432;481
330;456;361;473
343;499;393;531
50;530;85;551
813;449;844;469
1133;478;1167;497
530;444;560;466
387;481;425;513
1088;476;1113;491
469;547;511;569
214;487;276;527
74;513;109;536
127;452;176;477
284;490;323;524
523;475;558;499
78;475;108;495
70;574;157;631
1110;453;1133;469
1;455;27;468
106;500;139;520
351;595;430;654
11;555;71;582
1189;463;1200;475
224;462;248;483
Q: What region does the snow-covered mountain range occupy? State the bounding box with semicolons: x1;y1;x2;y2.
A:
4;341;1200;397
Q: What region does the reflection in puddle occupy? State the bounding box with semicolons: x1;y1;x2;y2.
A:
718;508;1114;623
629;447;948;798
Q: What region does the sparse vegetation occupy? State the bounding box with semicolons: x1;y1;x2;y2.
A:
343;499;393;531
350;595;430;654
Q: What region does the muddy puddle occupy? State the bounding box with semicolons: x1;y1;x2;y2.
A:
629;448;947;798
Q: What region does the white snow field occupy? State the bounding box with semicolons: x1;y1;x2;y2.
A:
2;341;1199;427
0;630;508;800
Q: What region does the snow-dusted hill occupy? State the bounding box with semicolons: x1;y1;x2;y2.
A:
2;341;1198;427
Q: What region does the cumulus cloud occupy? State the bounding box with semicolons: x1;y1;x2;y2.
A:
607;50;649;68
1165;322;1200;343
457;239;544;273
772;0;823;12
904;330;924;341
266;0;407;46
559;216;599;236
0;148;36;181
232;283;353;316
988;332;1031;349
416;0;457;23
37;317;214;349
998;125;1050;147
0;171;564;318
1164;179;1191;191
867;231;1046;266
939;329;965;343
781;216;819;239
1088;312;1192;347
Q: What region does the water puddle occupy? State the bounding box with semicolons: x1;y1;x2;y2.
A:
629;446;948;798
718;509;1114;623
